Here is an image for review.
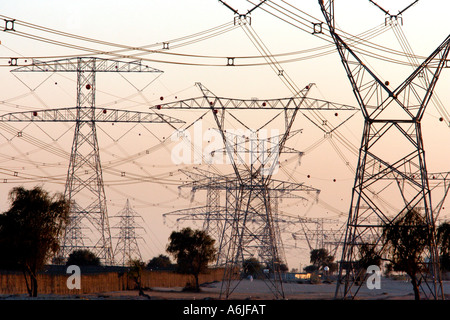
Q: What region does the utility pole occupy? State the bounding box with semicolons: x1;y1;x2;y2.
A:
5;57;183;265
319;0;450;299
164;167;320;267
112;199;144;267
157;82;356;299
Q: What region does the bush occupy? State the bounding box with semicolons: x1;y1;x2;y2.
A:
66;249;101;266
309;272;321;284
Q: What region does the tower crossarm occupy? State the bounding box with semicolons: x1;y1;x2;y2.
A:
270;179;321;196
319;0;450;121
179;175;321;198
11;57;163;73
163;206;229;222
0;107;184;124
177;168;238;190
154;95;357;111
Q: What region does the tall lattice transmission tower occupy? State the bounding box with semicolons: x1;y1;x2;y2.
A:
157;82;356;299
319;0;450;299
112;199;144;266
4;57;184;265
164;167;321;268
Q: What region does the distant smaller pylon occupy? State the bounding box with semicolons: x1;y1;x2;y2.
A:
112;199;144;266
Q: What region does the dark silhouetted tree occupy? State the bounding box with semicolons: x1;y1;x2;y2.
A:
66;249;101;266
358;244;382;269
306;248;338;275
310;248;335;270
0;186;70;297
280;263;289;273
128;259;150;299
166;227;216;292
437;222;450;272
243;257;262;277
147;254;172;270
354;243;382;285
382;208;434;300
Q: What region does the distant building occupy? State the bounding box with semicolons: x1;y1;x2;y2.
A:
281;272;312;281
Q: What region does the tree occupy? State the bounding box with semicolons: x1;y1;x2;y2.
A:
243;258;262;277
66;249;101;267
147;254;172;270
437;222;450;272
358;243;382;269
279;263;289;273
355;243;382;285
263;258;288;275
303;265;318;273
306;248;337;274
0;186;70;297
128;259;150;299
310;248;335;270
382;208;434;300
166;227;217;292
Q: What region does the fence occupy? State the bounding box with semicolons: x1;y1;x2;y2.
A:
0;267;225;295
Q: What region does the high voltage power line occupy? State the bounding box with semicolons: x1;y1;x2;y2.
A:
0;2;448;297
0;4;435;68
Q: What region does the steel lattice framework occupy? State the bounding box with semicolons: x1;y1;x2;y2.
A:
290;217;345;258
5;57;183;265
164;167;321;267
158;82;356;299
319;0;450;299
112;199;144;267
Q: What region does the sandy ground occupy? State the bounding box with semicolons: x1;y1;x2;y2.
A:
3;278;450;300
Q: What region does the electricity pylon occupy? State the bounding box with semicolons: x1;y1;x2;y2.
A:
319;0;450;299
112;199;144;267
290;217;345;258
164;167;320;268
157;82;357;299
368;0;418;26
5;57;183;265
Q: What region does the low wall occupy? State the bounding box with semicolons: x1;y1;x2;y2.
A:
0;267;225;295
